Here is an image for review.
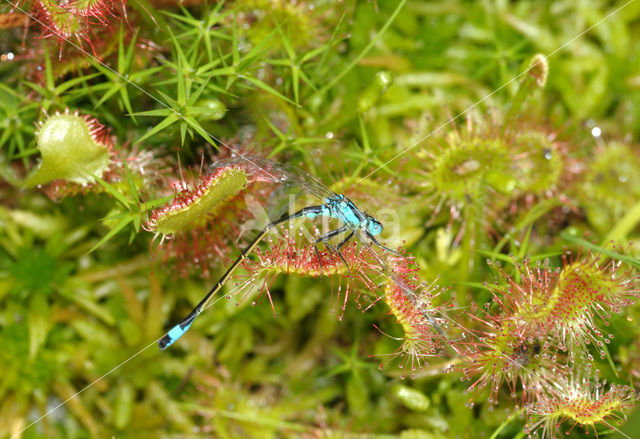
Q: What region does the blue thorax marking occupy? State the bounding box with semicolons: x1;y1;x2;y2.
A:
302;194;384;236
334;199;361;227
303;195;361;228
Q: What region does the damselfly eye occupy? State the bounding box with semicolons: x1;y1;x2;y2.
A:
368;220;383;236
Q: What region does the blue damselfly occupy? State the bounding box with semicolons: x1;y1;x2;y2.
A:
159;156;443;349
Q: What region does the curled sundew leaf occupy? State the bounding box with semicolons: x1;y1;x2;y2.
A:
508;54;549;116
146;166;249;236
145;161;261;278
23;111;114;188
15;112;165;201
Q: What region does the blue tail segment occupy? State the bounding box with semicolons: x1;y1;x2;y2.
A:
159;310;199;350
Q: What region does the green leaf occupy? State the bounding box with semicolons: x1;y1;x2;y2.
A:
392;384;430;412
88;214;133;254
134;113;180;145
182;115;215;145
91;173;131;208
311;0;408;99
240;74;298;107
560;232;640;268
28;294;50;360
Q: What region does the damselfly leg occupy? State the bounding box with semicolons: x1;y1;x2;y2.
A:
366;232;402;256
314;225;350;273
336;231;355;251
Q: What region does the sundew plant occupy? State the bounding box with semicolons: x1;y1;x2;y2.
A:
1;1;640;438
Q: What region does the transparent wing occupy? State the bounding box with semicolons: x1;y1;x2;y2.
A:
209;155;337;201
360;238;446;338
268;160;337;201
